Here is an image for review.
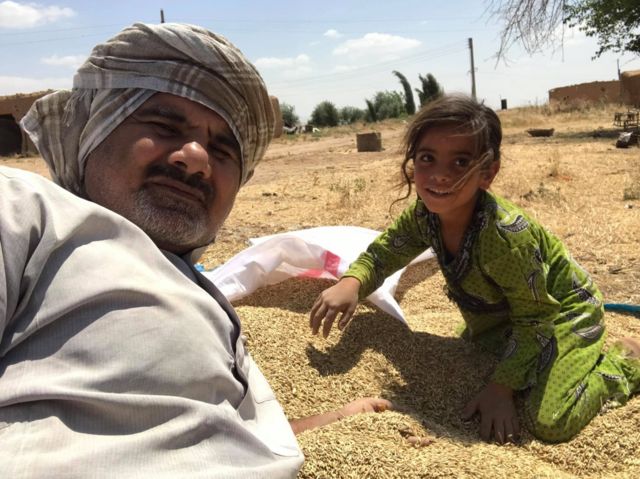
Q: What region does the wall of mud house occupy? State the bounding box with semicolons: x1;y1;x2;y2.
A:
0;91;50;156
621;70;640;107
547;69;640;108
548;80;621;104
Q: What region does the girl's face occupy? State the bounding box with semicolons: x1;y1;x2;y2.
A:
413;125;499;225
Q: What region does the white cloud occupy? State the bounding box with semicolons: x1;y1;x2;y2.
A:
333;33;421;61
254;54;313;78
0;75;71;95
333;65;358;73
0;1;75;29
255;54;311;69
323;29;342;39
41;54;85;68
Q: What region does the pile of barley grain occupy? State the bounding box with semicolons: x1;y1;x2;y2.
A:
234;275;639;479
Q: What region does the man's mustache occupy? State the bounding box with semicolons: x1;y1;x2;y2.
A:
145;163;214;201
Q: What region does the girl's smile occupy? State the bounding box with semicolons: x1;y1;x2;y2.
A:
424;187;453;196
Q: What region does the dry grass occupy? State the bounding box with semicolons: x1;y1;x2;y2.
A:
4;104;639;478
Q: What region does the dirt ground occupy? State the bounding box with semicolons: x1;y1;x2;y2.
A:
3;104;640;478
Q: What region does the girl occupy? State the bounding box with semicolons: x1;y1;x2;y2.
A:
309;95;640;444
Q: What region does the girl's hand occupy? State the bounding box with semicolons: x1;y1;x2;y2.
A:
461;381;520;444
309;277;361;338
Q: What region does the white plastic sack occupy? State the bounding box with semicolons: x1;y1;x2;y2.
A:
203;226;435;323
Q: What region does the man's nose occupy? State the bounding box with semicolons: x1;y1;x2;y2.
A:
168;141;211;177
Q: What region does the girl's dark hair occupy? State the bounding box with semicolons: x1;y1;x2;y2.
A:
397;94;502;200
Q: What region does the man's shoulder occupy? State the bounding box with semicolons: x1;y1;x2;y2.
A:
1;165;46;183
0;166;76;202
0;166;119;220
0;165;154;253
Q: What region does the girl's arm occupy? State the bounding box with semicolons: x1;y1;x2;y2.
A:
481;221;603;391
344;200;431;300
310;200;430;337
462;221;578;444
483;240;563;390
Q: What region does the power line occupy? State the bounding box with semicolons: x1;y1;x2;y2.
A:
265;41;466;89
173;16;485;25
0;26;490;46
0;31;116;47
0;15;484;36
218;27;492;35
0;24;123;36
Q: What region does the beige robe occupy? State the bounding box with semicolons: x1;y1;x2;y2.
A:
0;166;302;478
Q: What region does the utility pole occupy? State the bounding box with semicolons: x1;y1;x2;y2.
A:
468;37;477;100
160;9;165;23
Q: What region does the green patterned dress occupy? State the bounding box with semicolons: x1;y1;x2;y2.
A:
345;191;640;442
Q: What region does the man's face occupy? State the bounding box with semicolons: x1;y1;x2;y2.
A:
84;93;242;254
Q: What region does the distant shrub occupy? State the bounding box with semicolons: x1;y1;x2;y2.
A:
365;99;378;122
339;106;365;124
415;73;443;106
280;102;299;127
311;101;339;127
365;90;405;122
392;70;416;115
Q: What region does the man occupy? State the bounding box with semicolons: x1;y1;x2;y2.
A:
0;23;389;477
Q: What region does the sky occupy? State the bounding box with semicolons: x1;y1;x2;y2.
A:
1;0;638;122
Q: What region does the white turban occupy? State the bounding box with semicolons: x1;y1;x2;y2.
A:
21;22;276;195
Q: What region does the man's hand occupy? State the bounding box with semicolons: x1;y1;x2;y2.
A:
337;397;393;417
461;381;520;444
289;397;393;435
309;277;361;338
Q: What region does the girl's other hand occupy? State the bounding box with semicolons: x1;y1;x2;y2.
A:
309;277;361;338
461;381;520;444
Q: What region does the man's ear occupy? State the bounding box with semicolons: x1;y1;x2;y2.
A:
480;160;500;190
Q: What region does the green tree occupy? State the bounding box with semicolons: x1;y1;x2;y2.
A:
374;90;405;120
365;90;405;122
310;101;339;127
280;102;299;127
489;0;640;59
339;106;365;124
365;99;378;122
566;0;640;57
415;73;443;106
392;70;416;115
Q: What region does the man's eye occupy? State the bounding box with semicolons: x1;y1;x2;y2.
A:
151;122;179;136
210;148;237;165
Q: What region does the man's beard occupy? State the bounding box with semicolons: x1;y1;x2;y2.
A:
129;163;216;251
